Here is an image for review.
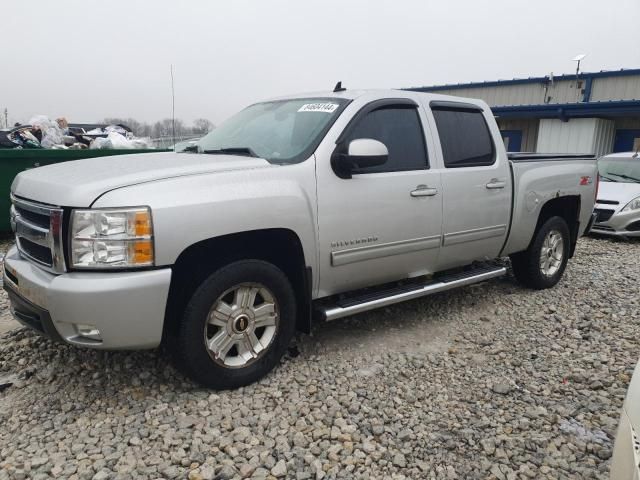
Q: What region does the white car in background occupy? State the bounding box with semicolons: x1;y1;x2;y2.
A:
610;358;640;479
592;153;640;238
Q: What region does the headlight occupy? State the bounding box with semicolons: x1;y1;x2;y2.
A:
70;207;154;269
622;196;640;212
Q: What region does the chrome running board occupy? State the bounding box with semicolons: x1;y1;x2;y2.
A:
317;264;507;322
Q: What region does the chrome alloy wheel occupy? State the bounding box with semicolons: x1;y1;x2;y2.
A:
540;229;564;277
204;283;279;368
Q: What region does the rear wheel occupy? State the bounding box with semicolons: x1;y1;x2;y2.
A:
175;259;296;389
510;216;570;290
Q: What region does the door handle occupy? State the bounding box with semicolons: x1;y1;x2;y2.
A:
410;185;438;197
486;178;506;189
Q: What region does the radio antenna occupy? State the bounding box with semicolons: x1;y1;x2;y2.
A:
170;64;176;149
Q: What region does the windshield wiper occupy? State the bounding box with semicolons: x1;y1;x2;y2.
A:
599;174;616;182
608;173;640;183
203;147;258;158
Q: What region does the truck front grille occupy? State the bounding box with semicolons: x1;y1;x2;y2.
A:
19;237;53;264
14;204;50;229
10;195;66;273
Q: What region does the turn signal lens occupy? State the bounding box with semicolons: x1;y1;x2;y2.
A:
131;240;154;265
135;211;152;236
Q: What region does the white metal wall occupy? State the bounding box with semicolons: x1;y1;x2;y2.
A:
547;80;584;104
430;79;584;106
591;76;640;101
536;118;614;155
427;74;640;106
431;84;545;106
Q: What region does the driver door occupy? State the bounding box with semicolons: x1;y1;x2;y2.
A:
315;99;443;297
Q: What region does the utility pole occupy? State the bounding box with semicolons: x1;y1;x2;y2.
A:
2;108;7;129
170;65;176;148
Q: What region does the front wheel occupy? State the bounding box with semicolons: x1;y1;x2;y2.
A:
175;260;297;389
510;216;570;290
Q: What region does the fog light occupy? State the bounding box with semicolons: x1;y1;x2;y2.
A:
76;324;102;341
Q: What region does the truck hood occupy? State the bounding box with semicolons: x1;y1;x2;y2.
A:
597;181;640;207
11;152;273;206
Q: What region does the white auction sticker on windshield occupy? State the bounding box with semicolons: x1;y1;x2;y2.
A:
298;103;339;113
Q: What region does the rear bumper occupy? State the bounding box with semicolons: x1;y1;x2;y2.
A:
3;245;172;349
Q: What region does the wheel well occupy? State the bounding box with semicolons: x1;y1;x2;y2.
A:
535;195;581;257
163;229;312;342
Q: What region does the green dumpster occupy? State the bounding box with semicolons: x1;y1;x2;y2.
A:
0;149;167;233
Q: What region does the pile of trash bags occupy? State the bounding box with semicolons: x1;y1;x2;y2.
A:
0;116;153;150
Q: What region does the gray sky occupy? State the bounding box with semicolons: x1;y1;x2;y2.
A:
3;0;639;127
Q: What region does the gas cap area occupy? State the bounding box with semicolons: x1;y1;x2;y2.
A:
526;192;541;212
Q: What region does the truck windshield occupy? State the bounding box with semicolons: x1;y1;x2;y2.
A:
599;158;640;183
197;98;349;164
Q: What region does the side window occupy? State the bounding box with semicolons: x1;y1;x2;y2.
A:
345;106;428;173
432;108;495;168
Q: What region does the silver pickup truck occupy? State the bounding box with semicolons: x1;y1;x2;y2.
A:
4;88;598;388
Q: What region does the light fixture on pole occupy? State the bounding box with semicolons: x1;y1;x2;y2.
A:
572;54;587;101
572;54;586;76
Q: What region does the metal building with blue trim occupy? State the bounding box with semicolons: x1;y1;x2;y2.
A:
407;68;640;155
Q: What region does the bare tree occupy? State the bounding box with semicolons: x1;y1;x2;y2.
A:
102;117;207;138
152;118;187;138
192;118;214;135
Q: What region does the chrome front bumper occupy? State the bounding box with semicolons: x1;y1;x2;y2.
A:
3;245;172;349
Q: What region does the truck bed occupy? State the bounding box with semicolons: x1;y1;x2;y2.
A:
502;154;598;257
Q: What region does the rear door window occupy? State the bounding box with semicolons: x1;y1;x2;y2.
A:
432;107;495;168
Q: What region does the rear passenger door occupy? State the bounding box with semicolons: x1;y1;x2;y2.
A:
428;101;511;271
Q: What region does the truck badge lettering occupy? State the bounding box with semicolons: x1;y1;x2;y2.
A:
331;236;379;249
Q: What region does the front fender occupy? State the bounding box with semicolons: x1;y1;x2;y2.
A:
92;162;318;276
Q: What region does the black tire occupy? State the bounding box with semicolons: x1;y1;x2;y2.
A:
510;216;570;290
175;259;297;389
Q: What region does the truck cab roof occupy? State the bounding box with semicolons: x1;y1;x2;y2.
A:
265;88;488;109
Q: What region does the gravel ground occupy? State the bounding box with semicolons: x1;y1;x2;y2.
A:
0;236;639;480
